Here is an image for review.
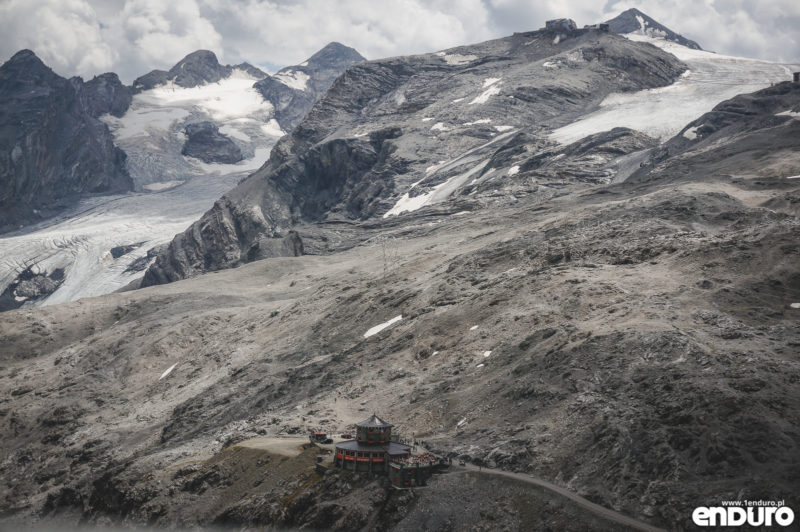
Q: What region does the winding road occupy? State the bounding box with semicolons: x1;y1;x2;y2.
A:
452;462;666;532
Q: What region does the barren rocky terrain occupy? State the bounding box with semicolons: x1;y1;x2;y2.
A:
1;15;800;532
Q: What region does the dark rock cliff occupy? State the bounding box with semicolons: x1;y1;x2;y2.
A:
181;121;243;164
81;72;132;118
0;50;132;232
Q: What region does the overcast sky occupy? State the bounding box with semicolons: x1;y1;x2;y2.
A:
1;0;798;83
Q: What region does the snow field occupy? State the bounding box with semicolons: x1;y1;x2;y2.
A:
550;35;799;144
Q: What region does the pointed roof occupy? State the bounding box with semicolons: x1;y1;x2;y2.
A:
356;413;393;428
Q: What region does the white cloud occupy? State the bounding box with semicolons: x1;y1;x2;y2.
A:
0;0;115;78
199;0;494;70
1;0;798;83
102;0;224;81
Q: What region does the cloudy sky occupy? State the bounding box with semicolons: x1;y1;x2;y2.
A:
1;0;798;83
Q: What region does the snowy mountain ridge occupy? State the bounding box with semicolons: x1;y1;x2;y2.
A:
0;44;364;310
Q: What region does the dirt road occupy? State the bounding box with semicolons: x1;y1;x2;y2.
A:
454;463;666;532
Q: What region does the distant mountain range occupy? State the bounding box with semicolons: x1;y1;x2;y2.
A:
0;43;365;233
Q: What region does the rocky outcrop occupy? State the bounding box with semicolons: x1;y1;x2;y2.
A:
132;50;267;92
143;29;685;286
254;42;365;131
81;72;132;118
605;8;702;49
0;50;132;232
181;121;243;164
0;264;64;311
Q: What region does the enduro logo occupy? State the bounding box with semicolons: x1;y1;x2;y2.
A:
692;501;794;527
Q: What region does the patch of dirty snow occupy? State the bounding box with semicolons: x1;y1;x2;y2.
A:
483;77;501;88
507;165;520;176
261;119;285;137
476;363;485;368
494;125;513;132
364;315;403;337
159;363;177;380
464;119;491;126
469;84;501;105
430;122;450;132
452;97;465;103
143;180;184;192
483;351;492;358
422;117;434;122
683;125;701;140
776;110;800;118
384;158;490;217
457;417;467;427
791;303;800;308
273;69;310;91
444;54;478;65
470;325;478;331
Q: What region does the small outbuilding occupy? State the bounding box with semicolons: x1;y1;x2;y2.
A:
545;18;578;31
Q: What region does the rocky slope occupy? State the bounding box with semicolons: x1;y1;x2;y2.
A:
2;11;800;531
605;8;702;50
0;50;133;232
142;27;687;286
253;42;366;131
1;78;799;527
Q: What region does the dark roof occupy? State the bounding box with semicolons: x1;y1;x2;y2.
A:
356;413;393;428
335;440;411;455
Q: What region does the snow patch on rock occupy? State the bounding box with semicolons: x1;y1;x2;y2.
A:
364;315;403;337
444;54;478;65
469;84;501;105
273;69;310;91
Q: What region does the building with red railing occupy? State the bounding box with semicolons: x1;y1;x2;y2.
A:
333;414;411;473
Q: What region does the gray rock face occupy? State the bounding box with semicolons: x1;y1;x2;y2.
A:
82;72;132;118
143;29;685;287
605;8;702;50
133;50;267;92
253;42;366;131
181;121;243;164
0;50;132;232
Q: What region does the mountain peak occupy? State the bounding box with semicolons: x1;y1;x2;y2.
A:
3;49;50;72
1;49;61;85
605;8;702;50
132;49;232;91
174;50;221;70
306;42;366;68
